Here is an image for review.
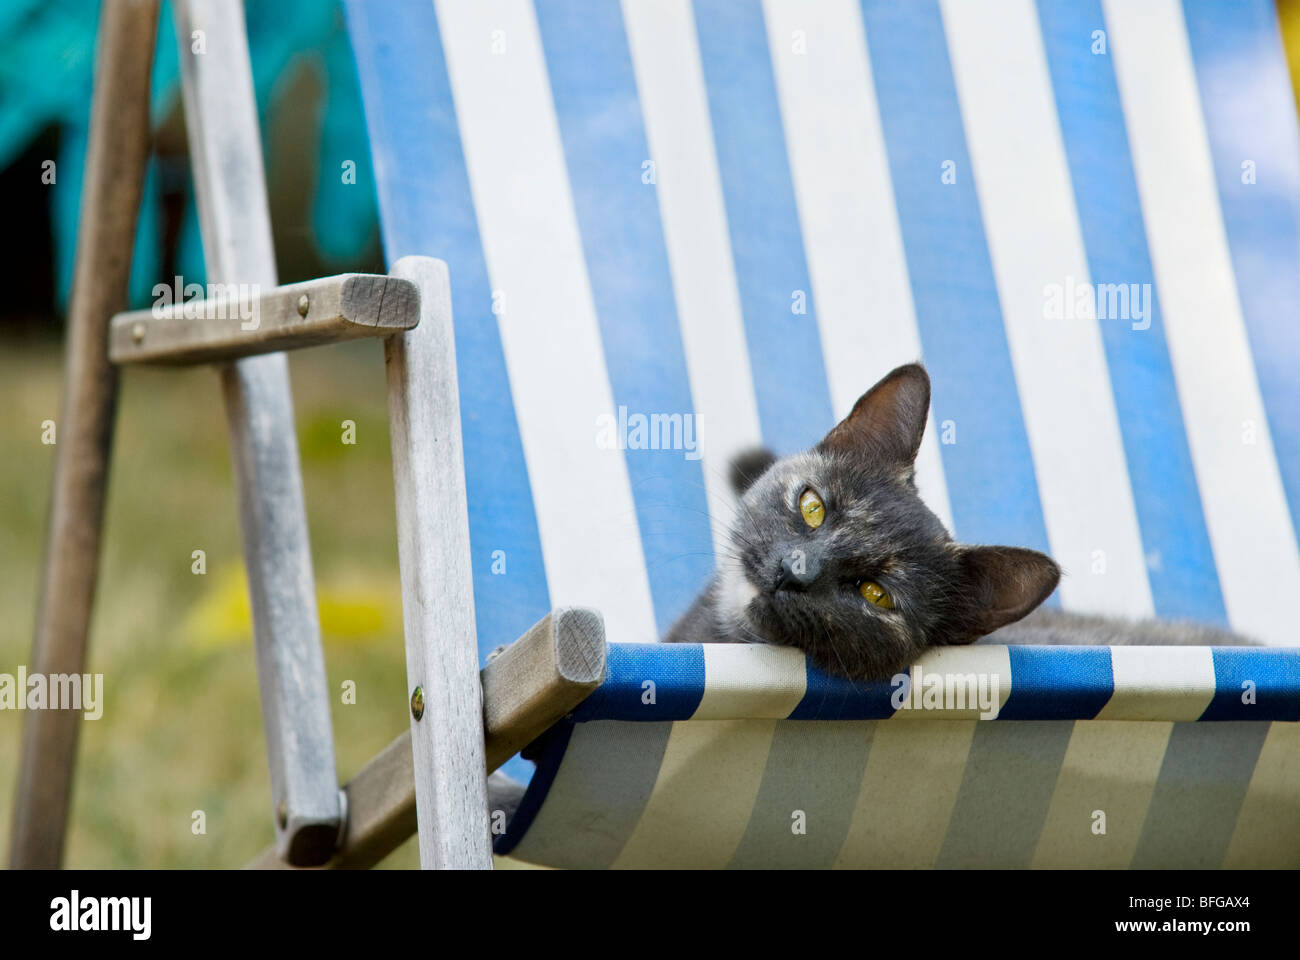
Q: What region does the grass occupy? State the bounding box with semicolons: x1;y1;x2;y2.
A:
0;337;422;867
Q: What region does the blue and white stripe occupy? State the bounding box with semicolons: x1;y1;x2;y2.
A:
346;0;1300;653
496;641;1300;867
566;641;1300;724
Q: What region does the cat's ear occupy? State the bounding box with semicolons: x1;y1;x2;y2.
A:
818;363;930;466
730;448;778;496
950;545;1060;642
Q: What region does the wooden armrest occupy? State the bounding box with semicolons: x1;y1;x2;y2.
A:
108;273;418;366
246;607;606;869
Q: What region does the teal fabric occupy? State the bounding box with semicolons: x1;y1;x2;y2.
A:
0;0;376;310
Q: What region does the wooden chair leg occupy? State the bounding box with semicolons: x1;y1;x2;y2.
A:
172;0;342;865
9;0;161;870
385;256;495;868
244;607;607;869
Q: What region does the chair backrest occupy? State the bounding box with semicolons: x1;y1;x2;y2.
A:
345;0;1300;655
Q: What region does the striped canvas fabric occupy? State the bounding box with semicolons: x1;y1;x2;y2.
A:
345;0;1300;655
343;0;1300;864
495;642;1300;868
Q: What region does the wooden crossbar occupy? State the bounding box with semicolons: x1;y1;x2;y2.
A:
109;274;419;366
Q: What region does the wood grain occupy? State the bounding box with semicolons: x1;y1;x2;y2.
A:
245;607;606;869
10;0;161;870
385;256;493;869
109;273;419;365
173;0;341;866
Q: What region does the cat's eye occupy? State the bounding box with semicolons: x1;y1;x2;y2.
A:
859;580;893;609
799;489;825;529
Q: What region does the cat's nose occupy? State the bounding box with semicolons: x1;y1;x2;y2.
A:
776;552;819;591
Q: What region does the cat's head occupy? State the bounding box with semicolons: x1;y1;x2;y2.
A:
719;363;1059;680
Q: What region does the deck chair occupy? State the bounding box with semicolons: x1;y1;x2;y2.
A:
17;0;1300;871
337;0;1300;868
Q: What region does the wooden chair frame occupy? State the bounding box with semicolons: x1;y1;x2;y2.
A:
10;0;601;871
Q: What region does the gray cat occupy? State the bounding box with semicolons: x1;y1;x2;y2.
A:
664;363;1253;680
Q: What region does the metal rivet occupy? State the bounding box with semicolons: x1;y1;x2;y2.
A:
297;294;310;317
131;321;146;344
410;686;425;721
276;801;288;830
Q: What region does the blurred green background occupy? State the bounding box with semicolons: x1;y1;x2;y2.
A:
0;339;423;868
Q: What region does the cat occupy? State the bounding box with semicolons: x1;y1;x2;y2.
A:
664;362;1254;680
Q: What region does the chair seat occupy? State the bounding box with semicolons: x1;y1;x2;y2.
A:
497;643;1300;868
